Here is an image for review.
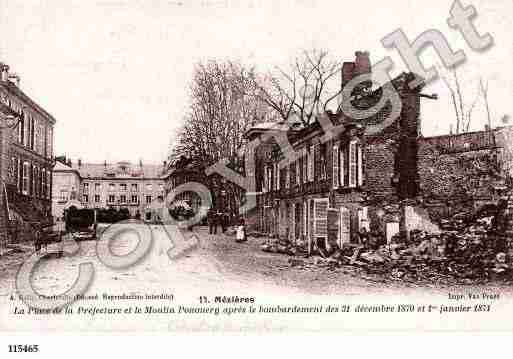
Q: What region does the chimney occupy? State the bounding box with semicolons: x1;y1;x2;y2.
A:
163;160;167;168
139;159;143;167
341;51;371;91
104;160;107;167
341;62;355;88
8;73;20;87
78;159;82;168
0;64;9;82
354;51;371;76
67;159;72;167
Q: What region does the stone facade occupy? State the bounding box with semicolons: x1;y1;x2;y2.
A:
51;161;81;221
0;63;55;245
418;127;513;219
53;159;167;220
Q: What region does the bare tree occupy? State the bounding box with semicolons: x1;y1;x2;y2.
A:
172;60;270;165
170;60;271;212
479;78;492;131
254;49;342;126
441;69;480;134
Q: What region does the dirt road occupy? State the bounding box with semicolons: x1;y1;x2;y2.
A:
0;224;511;331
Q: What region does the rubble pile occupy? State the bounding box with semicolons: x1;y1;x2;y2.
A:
261;238;308;257
261;208;513;285
246;231;267;238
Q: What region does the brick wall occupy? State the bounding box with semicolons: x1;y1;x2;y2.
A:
494;127;513;178
362;137;396;200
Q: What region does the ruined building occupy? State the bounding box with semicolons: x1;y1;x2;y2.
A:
244;51;513;250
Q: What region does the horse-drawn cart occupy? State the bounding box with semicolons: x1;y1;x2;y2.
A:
34;223;64;258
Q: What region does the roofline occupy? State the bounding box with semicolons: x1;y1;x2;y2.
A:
80;177;165;181
243;121;291;139
72;161;164;167
53;168;81;176
243;72;424;144
52;170;166;181
419;128;500;141
0;81;56;124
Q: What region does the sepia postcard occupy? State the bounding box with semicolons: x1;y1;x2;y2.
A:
0;0;512;336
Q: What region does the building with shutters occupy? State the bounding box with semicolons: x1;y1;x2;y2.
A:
52;158;167;220
246;52;513;252
0;63;55;245
244;51;427;251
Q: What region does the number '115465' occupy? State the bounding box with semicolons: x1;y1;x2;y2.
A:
8;345;39;353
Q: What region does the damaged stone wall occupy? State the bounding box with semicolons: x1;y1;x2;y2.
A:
494;126;513;179
418;130;504;216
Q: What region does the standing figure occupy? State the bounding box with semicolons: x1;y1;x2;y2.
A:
208;209;217;235
236;218;246;243
221;212;228;233
34;224;43;254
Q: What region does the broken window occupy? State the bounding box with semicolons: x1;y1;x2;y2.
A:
41;168;46;198
290;161;296;187
267;165;272;192
313;198;329;238
358;206;370;231
320;143;327;180
340;145;345;187
358;143;364;186
332;142;340;189
349;141;357;187
309;145;314;182
273;162;277;191
46;171;51;199
296;158;300;185
32;166;38;197
339;207;351;247
302;147;308;184
262;165;267;193
277;161;281;190
303;200;308;237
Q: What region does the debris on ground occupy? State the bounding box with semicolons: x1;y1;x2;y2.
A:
260;206;513;285
247;231;266;238
224;228;236;236
261;238;308;256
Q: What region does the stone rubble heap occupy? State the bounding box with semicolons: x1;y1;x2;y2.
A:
258;204;513;285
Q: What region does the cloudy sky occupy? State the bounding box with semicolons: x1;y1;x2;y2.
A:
0;0;511;164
